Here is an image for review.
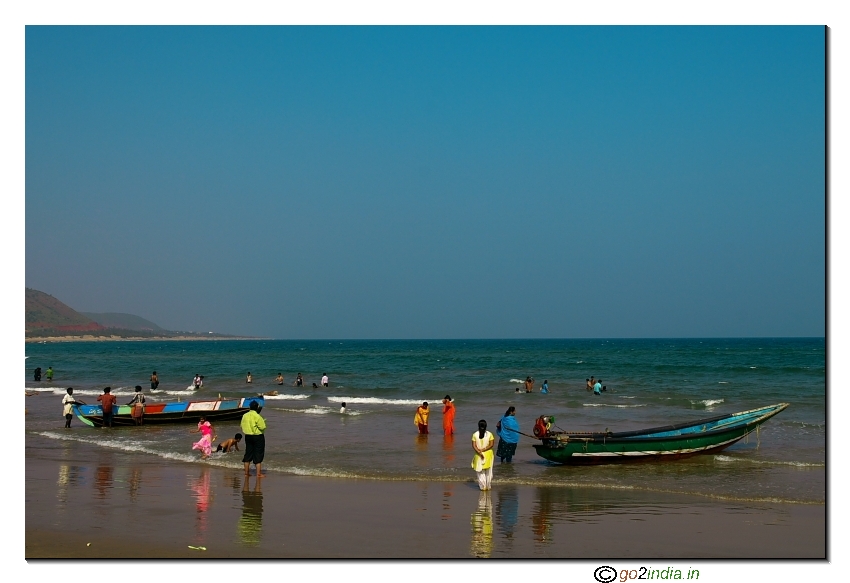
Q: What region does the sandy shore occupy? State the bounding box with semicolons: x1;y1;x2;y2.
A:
25;335;263;343
25;438;825;559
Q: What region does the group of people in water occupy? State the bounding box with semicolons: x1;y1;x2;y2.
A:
190;400;266;476
412;396;522;491
586;376;607;394
515;376;549;393
47;365;611;491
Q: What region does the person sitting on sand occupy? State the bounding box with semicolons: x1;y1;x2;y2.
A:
246;372;252;384
216;433;242;453
276;373;284;385
414;402;430;434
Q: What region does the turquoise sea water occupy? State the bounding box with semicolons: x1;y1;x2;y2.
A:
25;338;825;504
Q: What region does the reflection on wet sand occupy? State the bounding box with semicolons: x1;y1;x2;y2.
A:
470;491;493;558
95;464;114;501
57;464;84;508
238;475;263;546
532;488;553;543
189;468;212;543
128;467;142;501
496;486;519;541
441;483;454;521
442;434;455;464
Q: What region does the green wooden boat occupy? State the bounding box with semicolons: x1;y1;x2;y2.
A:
532;403;788;464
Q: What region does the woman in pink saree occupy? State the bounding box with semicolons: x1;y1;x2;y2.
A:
191;416;216;459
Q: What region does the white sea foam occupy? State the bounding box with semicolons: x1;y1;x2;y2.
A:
618;396;636;399
509;379;524;384
714;455;824;468
261;394;311;400
277;406;332;415
582;403;646;408
718;381;729;384
691;399;724;407
326;396;423;406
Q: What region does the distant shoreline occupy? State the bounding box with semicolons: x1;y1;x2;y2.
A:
25;335;265;343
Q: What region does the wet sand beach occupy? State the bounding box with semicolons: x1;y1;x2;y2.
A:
26;434;824;559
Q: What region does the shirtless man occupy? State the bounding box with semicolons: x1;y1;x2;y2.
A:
276;373;284;385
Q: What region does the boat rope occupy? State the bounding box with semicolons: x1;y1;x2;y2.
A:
498;426;542;440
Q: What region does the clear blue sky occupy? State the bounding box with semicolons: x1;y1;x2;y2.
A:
25;26;825;338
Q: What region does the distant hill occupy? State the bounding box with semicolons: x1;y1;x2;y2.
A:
81;312;164;332
26;288;244;339
26;288;105;334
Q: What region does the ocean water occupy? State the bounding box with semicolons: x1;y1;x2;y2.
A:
24;338;825;504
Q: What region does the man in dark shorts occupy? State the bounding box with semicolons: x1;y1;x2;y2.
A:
97;386;117;428
240;401;267;477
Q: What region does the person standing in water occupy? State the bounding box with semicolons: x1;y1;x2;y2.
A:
150;371;159;391
62;388;79;428
340;402;346;414
46;366;54;382
97;387;117;428
241;401;267;477
496;407;520;463
193;374;201;390
594;379;602;395
471;420;495;491
414;402;430;434
276;373;284;385
442;395;455;436
541;380;549;394
34;367;42;382
246;372;253;384
128;386;146;425
191;416;216;459
295;373;303;387
321;373;329;387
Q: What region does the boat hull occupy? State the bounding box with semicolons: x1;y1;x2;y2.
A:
533;403;787;465
73;397;264;428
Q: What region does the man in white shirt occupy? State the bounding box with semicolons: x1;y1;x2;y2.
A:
321;373;329;387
